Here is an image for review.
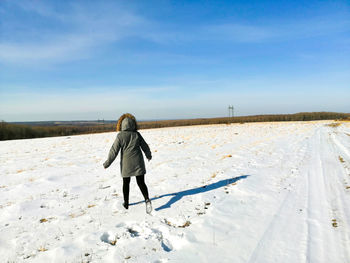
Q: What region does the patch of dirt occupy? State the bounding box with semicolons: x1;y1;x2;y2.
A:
178;221;191;228
326;123;341;128
332;219;338;228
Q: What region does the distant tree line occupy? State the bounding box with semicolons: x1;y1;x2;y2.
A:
0;122;115;141
1;112;349;141
138;112;350;129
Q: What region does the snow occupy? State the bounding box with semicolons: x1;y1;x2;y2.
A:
1;121;350;262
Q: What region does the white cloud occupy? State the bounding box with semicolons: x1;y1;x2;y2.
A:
0;1;147;65
204;17;350;43
0;36;92;63
2;0;349;67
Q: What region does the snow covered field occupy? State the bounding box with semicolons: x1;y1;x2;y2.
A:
1;121;350;263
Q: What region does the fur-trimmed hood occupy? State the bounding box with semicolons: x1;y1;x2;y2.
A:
116;113;138;132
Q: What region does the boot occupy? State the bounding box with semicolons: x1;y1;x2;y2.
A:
145;199;152;214
123;202;129;210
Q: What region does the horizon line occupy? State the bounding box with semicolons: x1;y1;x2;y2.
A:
4;111;349;124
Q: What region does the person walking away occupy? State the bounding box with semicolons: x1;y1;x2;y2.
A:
103;113;152;214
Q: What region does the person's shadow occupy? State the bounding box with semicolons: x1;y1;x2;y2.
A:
129;175;250;211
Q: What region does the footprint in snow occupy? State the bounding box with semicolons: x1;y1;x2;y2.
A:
100;232;117;245
152;228;173;252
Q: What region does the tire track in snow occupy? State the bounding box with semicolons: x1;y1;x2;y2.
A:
331;130;350;162
247;134;310;263
305;127;350;263
247;124;350;263
326;128;350;259
305;129;328;263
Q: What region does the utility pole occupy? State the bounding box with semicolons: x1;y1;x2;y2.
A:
228;105;234;118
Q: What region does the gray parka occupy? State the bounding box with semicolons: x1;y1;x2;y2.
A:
103;117;152;178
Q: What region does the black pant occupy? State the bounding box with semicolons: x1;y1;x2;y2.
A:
122;175;149;205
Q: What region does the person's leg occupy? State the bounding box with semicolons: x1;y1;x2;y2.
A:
136;175;152;214
122;177;131;209
136;175;149;200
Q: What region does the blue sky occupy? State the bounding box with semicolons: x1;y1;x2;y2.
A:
0;0;349;121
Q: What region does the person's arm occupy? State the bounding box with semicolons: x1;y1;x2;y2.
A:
138;132;152;160
103;135;121;168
